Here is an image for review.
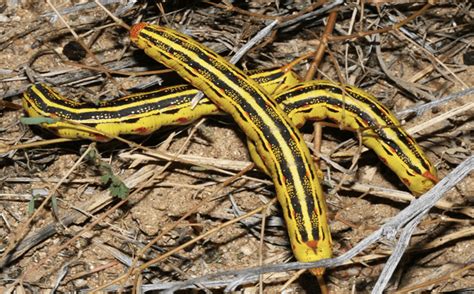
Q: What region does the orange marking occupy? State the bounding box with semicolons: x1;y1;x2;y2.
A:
402;177;411;187
310;268;325;276
423;171;439;183
379;156;388;165
307;239;326;276
130;22;147;41
306;240;319;250
176;117;189;124
134;127;149;134
94;134;110;142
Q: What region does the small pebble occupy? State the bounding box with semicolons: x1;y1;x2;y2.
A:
0;14;10;22
240;243;256;256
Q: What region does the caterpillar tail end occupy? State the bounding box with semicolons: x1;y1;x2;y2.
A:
130;22;148;41
310;267;325;276
423;170;439;185
410;170;439;196
305;240;327;276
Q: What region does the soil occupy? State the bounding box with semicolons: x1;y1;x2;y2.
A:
0;1;472;293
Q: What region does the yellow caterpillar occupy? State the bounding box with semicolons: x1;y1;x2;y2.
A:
23;68;299;142
129;22;332;273
23;78;437;195
275;81;438;196
21;24;439;273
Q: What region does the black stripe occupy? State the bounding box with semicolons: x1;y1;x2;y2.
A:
282;94;423;175
346;87;431;171
142;28;317;240
29;85;200;121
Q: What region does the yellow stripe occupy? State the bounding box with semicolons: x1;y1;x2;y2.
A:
23;69;299;141
22;25;439;272
276;80;438;195
25;78;437;195
130;23;331;270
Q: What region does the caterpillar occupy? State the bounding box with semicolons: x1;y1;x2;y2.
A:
129;22;332;273
22;23;439;273
23;68;299;142
23;78;438;195
275;81;438;196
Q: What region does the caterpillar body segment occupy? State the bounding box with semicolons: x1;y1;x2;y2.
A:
23;78;438;195
23;68;299;142
276;80;438;195
130;23;333;267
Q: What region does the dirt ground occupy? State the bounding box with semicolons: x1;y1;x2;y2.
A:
0;1;473;293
